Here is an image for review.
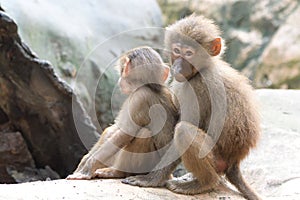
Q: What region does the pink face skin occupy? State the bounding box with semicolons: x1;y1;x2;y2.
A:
171;43;197;82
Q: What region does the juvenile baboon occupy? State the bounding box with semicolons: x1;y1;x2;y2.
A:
164;15;261;200
67;47;179;187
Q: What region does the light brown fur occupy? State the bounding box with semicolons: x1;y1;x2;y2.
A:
165;15;261;200
67;47;179;186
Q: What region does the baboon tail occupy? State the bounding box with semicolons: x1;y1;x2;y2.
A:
226;163;261;200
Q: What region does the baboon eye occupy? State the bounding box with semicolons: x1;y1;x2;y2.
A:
173;48;180;55
185;50;193;57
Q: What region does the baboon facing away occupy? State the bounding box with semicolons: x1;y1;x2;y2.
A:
67;47;179;187
164;14;261;200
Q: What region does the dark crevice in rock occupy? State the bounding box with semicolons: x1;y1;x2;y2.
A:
0;107;9;124
0;9;99;182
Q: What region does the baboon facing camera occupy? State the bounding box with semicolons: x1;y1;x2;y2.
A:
165;14;261;200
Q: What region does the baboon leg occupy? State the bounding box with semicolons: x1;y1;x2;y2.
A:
167;121;220;194
121;126;181;187
226;164;262;200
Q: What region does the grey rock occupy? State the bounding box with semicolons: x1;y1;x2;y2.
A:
7;165;60;183
254;7;300;89
0;132;34;183
0;179;244;200
241;89;300;199
1;0;164;130
0;10;98;180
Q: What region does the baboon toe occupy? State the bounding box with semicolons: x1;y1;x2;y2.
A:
94;168;114;178
66;173;92;180
122;175;165;187
166;178;212;195
166;180;188;194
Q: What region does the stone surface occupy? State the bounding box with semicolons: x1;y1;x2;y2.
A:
0;108;8;124
0;132;34;183
241;89;300;199
0;179;244;200
1;0;164;130
0;10;99;179
7;165;60;183
254;7;300;88
0;89;299;199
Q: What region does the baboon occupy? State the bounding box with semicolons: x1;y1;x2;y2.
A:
67;47;179;187
164;14;261;200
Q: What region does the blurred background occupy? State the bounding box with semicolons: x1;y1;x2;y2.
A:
0;0;299;185
158;0;300;90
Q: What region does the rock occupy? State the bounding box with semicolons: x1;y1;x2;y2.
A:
272;178;300;198
0;132;34;183
0;179;244;200
1;0;164;130
0;108;9;124
254;7;300;89
173;163;188;178
7;165;60;183
241;89;300;199
0;10;99;180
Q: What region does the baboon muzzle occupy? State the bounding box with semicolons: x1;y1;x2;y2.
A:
172;57;193;82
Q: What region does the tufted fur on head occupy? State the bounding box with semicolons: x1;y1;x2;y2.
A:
117;46;168;85
165;14;226;57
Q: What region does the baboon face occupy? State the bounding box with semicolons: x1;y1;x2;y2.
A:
170;42;198;82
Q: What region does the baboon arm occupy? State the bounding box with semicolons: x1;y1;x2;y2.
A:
69;125;123;173
91;129;135;163
66;128;136;180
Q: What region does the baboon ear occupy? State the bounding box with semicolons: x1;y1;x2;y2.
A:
209;38;222;56
123;57;131;76
162;65;170;82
